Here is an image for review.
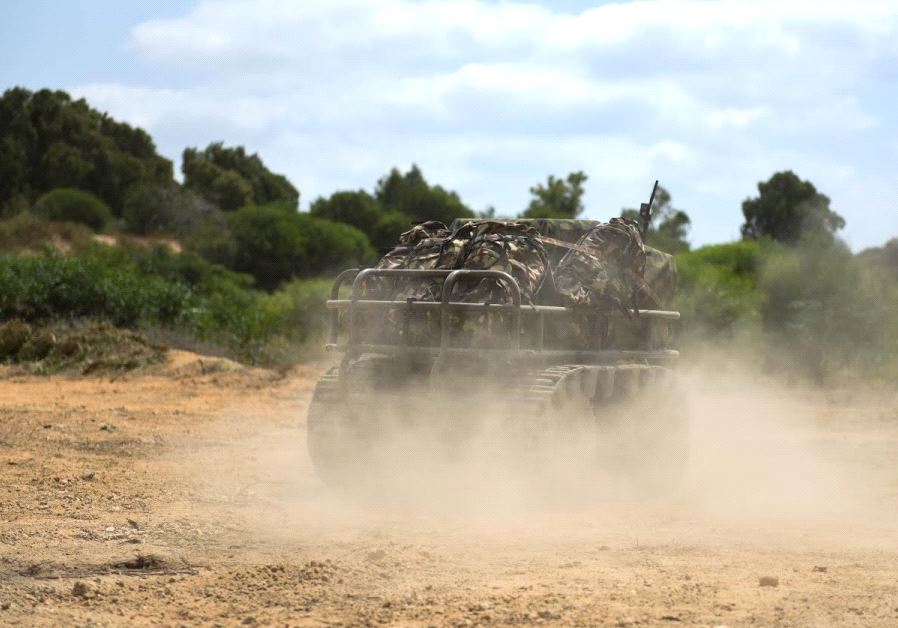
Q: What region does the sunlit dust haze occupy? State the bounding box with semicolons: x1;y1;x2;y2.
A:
176;357;898;557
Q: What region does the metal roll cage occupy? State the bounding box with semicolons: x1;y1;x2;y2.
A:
325;268;679;357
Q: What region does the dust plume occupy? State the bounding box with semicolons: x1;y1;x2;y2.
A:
181;357;898;555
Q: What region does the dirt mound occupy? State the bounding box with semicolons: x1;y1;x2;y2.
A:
0;320;166;375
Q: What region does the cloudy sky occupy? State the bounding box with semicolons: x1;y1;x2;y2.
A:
3;0;897;249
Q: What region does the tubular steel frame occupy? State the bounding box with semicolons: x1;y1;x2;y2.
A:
325;268;679;367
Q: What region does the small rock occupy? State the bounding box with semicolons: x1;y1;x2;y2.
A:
105;526;115;533
812;566;827;573
660;616;681;622
1;601;10;610
127;519;140;529
241;617;257;625
99;423;111;431
71;581;90;598
81;472;96;481
759;576;779;587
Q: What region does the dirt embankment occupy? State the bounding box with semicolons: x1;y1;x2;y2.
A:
1;356;898;626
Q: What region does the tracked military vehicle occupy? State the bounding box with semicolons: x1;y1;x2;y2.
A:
307;191;687;493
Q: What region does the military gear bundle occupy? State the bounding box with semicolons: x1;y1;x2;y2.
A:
552;217;646;312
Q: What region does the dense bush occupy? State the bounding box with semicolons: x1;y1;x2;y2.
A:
295;213;375;274
225;204;373;290
226;204;309;290
33;188;113;231
123;184;223;236
676;236;898;380
675;241;764;336
0;248;193;326
0;243;333;366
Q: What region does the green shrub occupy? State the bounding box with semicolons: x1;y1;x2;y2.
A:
0;319;32;360
0;248;194;326
675;241;764;336
675;236;898;381
372;210;413;253
33;188;113;231
123;184;222;236
184;223;238;268
296;214;375;275
758;235;897;380
225;204;374;290
227;204;309;290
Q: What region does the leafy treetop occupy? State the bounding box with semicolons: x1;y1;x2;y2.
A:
182;142;299;211
374;164;474;226
0;87;173;214
522;171;588;219
741;170;844;244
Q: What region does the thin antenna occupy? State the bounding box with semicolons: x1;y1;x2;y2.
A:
638;179;659;239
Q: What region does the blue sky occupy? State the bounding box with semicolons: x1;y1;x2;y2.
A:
3;0;897;250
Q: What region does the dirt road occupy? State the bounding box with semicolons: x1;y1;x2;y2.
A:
1;354;897;626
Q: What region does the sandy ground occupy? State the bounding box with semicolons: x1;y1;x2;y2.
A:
1;353;898;627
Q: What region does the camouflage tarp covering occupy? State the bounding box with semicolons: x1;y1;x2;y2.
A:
376;220;452;271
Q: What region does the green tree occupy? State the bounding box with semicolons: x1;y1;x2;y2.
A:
741;171;844;244
310;190;381;235
522;171;588;219
0;88;173;214
33;188;113;231
371;211;413;253
621;185;691;252
182;142;298;211
375;164;474;225
309;189;411;253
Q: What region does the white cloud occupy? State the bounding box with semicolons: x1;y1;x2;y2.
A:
72;0;898;248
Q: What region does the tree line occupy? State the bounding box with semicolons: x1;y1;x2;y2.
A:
0;87;889;291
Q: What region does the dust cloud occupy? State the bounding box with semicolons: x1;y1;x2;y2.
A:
183;356;898;556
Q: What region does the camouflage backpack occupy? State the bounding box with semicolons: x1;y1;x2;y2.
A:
450;221;550;305
365;220;549;346
376;220;452;272
360;220;468;344
552;217;647;311
353;221;451;343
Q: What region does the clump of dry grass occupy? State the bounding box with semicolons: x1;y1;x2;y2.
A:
0;320;166;375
